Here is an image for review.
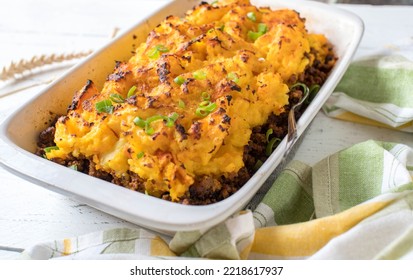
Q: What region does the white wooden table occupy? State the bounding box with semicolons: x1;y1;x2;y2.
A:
1;0;412;259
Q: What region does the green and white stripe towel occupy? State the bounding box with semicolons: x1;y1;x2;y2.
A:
19;140;413;260
323;54;413;132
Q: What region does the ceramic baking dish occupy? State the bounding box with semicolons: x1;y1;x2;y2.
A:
0;0;363;234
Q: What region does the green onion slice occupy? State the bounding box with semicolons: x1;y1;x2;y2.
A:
133;113;180;134
145;127;155;136
265;128;273;142
199;100;210;107
248;23;268;41
44;146;59;153
248;31;261;41
127;85;137;98
193;70;207;80
148;44;169;59
265;137;281;156
95;99;114;114
145;115;164;124
258;23;267;33
133;117;146;128
201;92;211;101
195;101;217;117
109;93;125;103
165;112;179;127
178;99;186;109
246;12;256;22
174;76;185;85
227;72;239;84
195;107;209;117
137;151;144;159
203;102;217;112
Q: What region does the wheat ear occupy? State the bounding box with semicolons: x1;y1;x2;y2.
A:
0;50;93;81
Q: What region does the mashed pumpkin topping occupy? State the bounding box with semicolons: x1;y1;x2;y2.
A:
42;0;336;202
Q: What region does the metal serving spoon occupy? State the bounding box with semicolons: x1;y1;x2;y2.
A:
282;86;310;162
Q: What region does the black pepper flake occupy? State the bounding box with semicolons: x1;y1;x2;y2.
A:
146;96;155;108
175;124;188;141
191;121;201;140
208;145;217;154
157;60;171;83
240;52;249;63
217;107;226;114
222;114;231;124
226;95;232;105
230;82;241;92
126;95;137;106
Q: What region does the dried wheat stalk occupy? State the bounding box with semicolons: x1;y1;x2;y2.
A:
0;50;93;81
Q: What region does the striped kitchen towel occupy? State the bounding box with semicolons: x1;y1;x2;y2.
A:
324;54;413;132
250;140;413;259
18;140;413;260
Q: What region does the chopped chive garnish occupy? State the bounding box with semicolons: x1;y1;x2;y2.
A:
265;137;281;156
109;93;125;103
137;151;144;159
148;44;169;59
248;23;268;41
127;85;137;98
195;107;209;117
174;76;185;85
248;31;261;41
193;70;207;80
195;101;217;118
217;24;225;31
95;99;114;114
227;72;239;84
133;113;180;135
165;112;179;127
133;117;146;128
203;102;217;112
146;115;164;124
258;23;267;33
265;128;273;142
44;146;59;153
201;92;211;101
146;127;155;135
199;100;210;107
178;99;186;109
246;12;256;22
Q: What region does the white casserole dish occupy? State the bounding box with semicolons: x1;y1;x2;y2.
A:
0;0;363;234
